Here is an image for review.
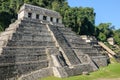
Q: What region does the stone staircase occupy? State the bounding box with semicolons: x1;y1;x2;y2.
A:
48;25;81;66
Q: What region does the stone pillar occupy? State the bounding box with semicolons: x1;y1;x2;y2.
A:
53;18;56;23
40;14;43;20
24;11;28;18
32;13;36;19
47;16;50;21
59;19;62;24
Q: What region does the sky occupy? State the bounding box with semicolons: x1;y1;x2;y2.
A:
67;0;120;29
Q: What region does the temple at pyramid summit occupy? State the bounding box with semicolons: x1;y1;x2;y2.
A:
0;4;109;80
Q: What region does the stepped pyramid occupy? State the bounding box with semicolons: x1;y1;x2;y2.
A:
0;4;108;80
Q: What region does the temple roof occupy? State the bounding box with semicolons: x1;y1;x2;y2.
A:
18;4;62;18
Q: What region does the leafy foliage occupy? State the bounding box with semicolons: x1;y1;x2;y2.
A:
62;7;95;35
114;29;120;45
98;32;106;41
96;23;114;41
0;24;3;31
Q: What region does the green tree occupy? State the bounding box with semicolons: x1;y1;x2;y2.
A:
61;7;95;35
114;29;120;45
0;24;3;31
52;1;60;12
98;32;106;42
0;11;14;30
96;23;113;41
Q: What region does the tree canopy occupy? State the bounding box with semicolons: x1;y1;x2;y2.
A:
96;23;113;41
114;29;120;45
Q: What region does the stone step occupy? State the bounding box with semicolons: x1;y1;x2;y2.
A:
1;47;57;56
0;53;47;63
19;67;53;80
52;23;64;27
70;43;91;48
64;35;85;41
85;53;101;56
21;18;52;25
60;32;76;37
60;29;77;34
12;32;51;37
57;27;72;31
72;43;89;47
2;50;46;55
73;48;99;55
21;19;43;25
20;21;43;25
16;28;49;34
0;59;48;67
66;38;85;43
2;47;46;54
70;42;87;45
11;34;53;41
18;60;49;74
20;22;46;27
6;40;55;47
0;60;49;75
80;46;96;50
80;48;98;53
50;25;72;33
64;35;83;39
16;27;48;32
16;30;51;36
18;24;48;30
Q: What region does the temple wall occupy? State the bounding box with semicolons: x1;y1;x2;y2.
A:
18;4;62;24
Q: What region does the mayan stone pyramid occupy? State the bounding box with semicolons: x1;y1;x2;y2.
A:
0;4;108;80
